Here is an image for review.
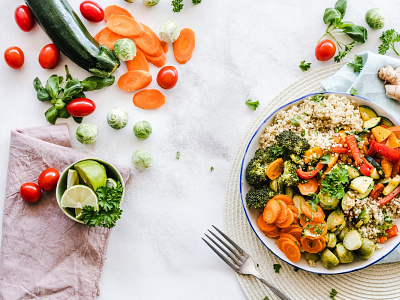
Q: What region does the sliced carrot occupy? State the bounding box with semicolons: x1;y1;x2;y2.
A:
144;51;166;68
104;5;134;21
298;177;318;195
302;202;325;223
299;213;308;227
279;233;298;243
301;237;323;253
271;194;294;206
319;235;326;250
265;228;281;238
275;201;287;224
276;208;294;228
126;49;149;72
381;158;393;178
107;15;144;37
277;236;300;251
303;222;328;238
93;28;107;42
287;205;298;215
98;27;124;50
173;28;195;64
304;147;323;164
118;71;152;92
257;215;278;233
288;227;303;241
263;199;281;224
132;89;165;109
160;40;168;53
282;240;301;262
266;158;284;180
134;24;163;57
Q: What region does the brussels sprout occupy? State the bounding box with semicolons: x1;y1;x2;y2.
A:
113;38;137;61
327;210;346;232
285;186;294;198
143;0;159;6
365;8;385;30
320;249;340;269
326;233;337;248
159;21;180;43
343;229;363;250
133;120;152;140
337;228;351;241
334;243;354;264
293;194;306;214
132;149;153;170
355;238;375;259
107;107;129;130
318;192;339;210
76;124;97;144
341;191;355;211
304;252;320;262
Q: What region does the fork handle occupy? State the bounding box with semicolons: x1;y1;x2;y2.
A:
255;276;293;300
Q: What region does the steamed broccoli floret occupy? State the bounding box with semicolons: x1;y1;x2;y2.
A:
246;188;277;210
275;130;310;156
280;160;300;187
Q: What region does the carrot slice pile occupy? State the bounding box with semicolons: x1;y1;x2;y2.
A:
257;215;278;233
281;240;301;262
134;24;163;57
94;28;107;42
104;5;134;21
302;202;325;223
126;49;149;72
107;15;144;37
144;52;166;68
275;201;287;224
271;194;294;205
263;199;280;224
160;40;169;53
118;71;152;92
173;28;195;64
133;89;165;109
301;236;325;254
98;28;124;50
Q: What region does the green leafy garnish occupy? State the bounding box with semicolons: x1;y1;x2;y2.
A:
359;206;366;219
310;94;324;103
330;288;338;300
334;126;342;133
378;29;400;55
264;297;269;300
307;193;320;211
271;145;284;156
176;151;180;159
245;95;260;110
299;60;311;71
273;264;282;274
192;0;201;3
321;165;349;200
301;130;306;137
321;153;331;164
347;55;363;73
172;0;183;12
350;87;358;95
210;166;214;171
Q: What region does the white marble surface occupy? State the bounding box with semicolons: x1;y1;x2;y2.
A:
1;0;400;299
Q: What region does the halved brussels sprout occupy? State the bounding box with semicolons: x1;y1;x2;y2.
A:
343;229;363;250
326;233;337;248
318;192;339;210
338;228;351;241
355;238;375;259
334;242;354;264
293;194;306;214
76;123;97;144
321;248;340;269
304;252;320;262
341;191;355;211
327;210;346;232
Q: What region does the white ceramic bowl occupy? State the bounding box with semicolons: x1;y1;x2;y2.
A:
240;92;400;274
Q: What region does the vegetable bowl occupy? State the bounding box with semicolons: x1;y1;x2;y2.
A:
56;158;124;226
240;92;400;274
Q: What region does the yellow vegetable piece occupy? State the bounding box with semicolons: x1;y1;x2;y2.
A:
371;126;392;143
304;147;323;164
361;112;370;121
388;133;400;148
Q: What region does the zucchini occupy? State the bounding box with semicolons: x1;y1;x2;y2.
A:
359;105;378;119
382;175;400;196
369;168;380;180
380;116;395;128
349;176;374;195
293;194;305;214
25;0;120;77
359;183;374;199
365;156;385;178
379;177;392;184
363;117;381;130
332;164;360;180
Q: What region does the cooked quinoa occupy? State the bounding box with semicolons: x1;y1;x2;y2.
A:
259;94;363;150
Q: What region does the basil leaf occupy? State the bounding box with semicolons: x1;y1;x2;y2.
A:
323;8;341;24
81;75;115;91
55;99;66;110
337;21;354;29
61;78;82;101
45;75;60;99
73;91;86;100
73;116;83;124
343;25;368;43
58;108;71;119
44;106;58;125
81;80;97;92
334;0;347;18
33;77;51;102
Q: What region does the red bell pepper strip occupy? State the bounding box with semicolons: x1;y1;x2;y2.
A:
359;163;372;176
392;157;400;177
386;225;399;239
362;157;374;170
296;162;324;179
374;143;400;163
369;183;385;199
378;186;400;206
380;236;388;243
367;141;377;157
330;146;350;154
345;134;362;165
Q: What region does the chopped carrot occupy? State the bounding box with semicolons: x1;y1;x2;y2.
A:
271;194;294;206
282;240;301;262
301;236;323;253
302;202;325;223
160;40;168;53
257;215;278;233
276;208;294;228
319;235;326;250
263;199;281;224
98;28;124;50
107;15;144;37
381;158;393;178
126;49;149;72
392;155;400;177
298;177;318;195
299;213;308;227
132;89;166;109
104;5;134;22
288;227;303;241
279;233;299;243
302;222;327;238
266;158;284;180
143;51;166;68
277;235;300;251
287;205;298;214
134;24;163;57
370;183;385;199
118;71;152;92
275;201;288;224
173;28;195;64
93;28;107;42
281;225;299;233
265;228;281;238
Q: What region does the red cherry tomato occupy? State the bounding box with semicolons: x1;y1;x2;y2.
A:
38;168;60;192
20;183;41;203
157;66;178;89
80;1;104;23
14;5;35;32
38;44;60;69
66;98;96;117
315;39;336;61
4;47;24;69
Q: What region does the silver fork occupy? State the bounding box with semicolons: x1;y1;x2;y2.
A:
202;225;292;300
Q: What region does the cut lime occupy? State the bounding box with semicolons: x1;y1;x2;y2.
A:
75;208;84;220
67;169;79;188
61;185;98;210
74;160;107;191
105;178;118;188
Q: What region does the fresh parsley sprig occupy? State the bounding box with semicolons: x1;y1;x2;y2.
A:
378;29;400;55
330;288;338;300
299;61;311;71
273;264;282;273
245;94;260;110
347;55;363;73
172;0;183;12
321;165;349;200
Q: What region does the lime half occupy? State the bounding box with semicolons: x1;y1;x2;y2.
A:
74;160;107;191
75;208;84;220
67;169;79;188
61;185;98;210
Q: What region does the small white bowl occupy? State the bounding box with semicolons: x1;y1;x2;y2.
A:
239;92;400;274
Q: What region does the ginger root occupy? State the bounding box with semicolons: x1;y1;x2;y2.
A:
378;65;400;101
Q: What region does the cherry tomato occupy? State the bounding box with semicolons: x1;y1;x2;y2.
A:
38;44;60;69
14;5;35;32
66;98;96;117
80;1;104;23
20;183;41;203
4;47;24;69
315;39;336;61
157;66;178;89
38;168;60;192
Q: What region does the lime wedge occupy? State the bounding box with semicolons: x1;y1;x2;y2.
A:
74;160;107;191
105;178;118;188
75;208;84;220
61;185;98;210
67;169;79;188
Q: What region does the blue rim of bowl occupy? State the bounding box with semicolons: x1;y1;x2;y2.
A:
239;91;400;275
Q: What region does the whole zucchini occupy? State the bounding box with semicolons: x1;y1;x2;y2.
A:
25;0;119;78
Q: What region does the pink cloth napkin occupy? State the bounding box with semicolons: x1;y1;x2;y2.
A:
0;124;130;299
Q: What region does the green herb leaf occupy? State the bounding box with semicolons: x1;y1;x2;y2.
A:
323;8;342;25
44;106;58;125
172;0;183;12
263;297;269;300
81;75;115;91
273;264;282;274
330;288;338;300
291;118;300;126
45;75;60;100
334;126;342;133
245;99;260;110
378;29;400;55
58;108;70;119
210;166;214;171
299;60;311;72
347;55;363;73
271;145;284;156
192;0;201;4
61;78;82;101
321;165;349;200
73;116;83;124
343;25;368;43
33;77;52;102
350;87;358;95
321;153;331;164
334;41;355;62
334;0;347;17
176;151;180;159
359;206;366;220
301;130;306;137
310;94;324;103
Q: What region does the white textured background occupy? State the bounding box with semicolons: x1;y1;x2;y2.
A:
0;0;400;299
